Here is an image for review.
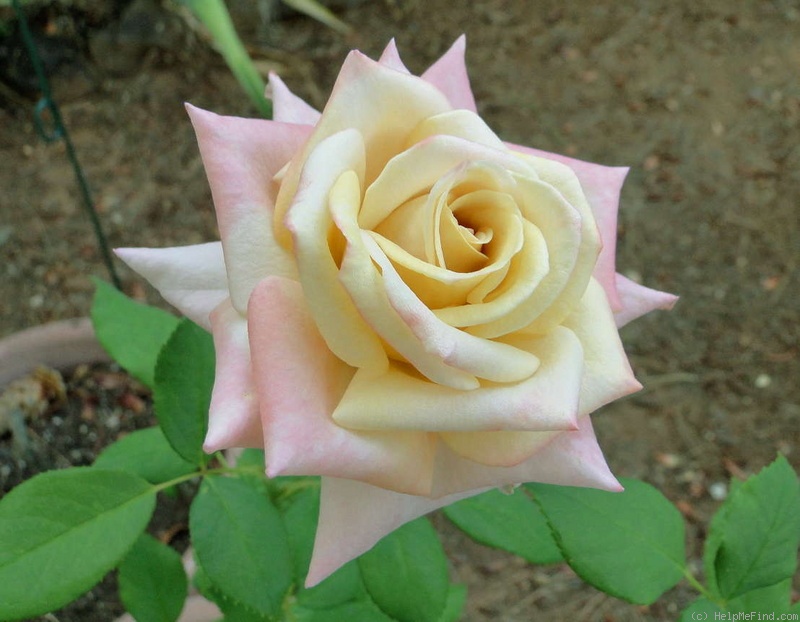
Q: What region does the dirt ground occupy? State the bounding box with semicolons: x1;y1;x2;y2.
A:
1;0;798;620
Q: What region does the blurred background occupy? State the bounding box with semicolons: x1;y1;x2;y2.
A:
1;0;798;619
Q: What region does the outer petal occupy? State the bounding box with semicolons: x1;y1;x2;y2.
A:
115;243;227;330
440;279;641;467
204;299;262;451
187;104;311;312
333;327;582;433
508;142;627;310
378;39;410;73
421;35;477;112
432;416;622;497
247;276;436;495
266;72;322;125
307;416;620;586
563;277;642;416
614;273;679;327
307;477;484;587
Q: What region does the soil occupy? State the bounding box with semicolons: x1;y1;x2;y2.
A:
1;0;798;620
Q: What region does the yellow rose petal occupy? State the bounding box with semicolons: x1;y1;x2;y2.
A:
434;218;548;327
465;173;590;338
330;170;480;391
515;156;603;334
362;233;540;384
439;429;557;468
359;135;534;231
563;277;643;416
332;327;582;432
406;109;506;150
274;51;452;246
285;129;388;372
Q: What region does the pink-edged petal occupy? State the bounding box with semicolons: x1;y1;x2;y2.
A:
614;273;679;328
508;142;628;310
563;277;642;416
186;104;311;312
378;39;410;73
203;298;262;452
307;476;484;586
266;72;322;126
115;243;227;330
421;35;477;112
247;276;436;495
432;416;622;497
307;415;620;586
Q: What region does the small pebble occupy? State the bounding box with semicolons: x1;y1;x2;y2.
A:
754;374;771;389
52;416;63;427
0;465;10;478
29;294;45;308
709;482;728;501
105;414;120;430
69;449;83;461
656;452;682;468
78;424;89;434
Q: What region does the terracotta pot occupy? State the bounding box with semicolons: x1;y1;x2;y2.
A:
0;318;110;388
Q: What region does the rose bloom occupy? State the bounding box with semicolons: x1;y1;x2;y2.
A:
118;37;676;585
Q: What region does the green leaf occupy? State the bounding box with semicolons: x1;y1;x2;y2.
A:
278;485;365;609
94;427;198;484
680;580;793;621
182;0;273;119
0;468;156;620
91;279;179;388
154;319;215;466
118;533;188;622
729;580;792;614
190;475;293;617
292;599;394;622
704;455;800;600
281;0;352;34
358;518;449;622
193;561;268;621
680;597;722;621
438;584;467;622
443;487;562;564
236;449;266;472
528;478;686;605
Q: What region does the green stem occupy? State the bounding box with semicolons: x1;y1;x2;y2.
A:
152;463;267;494
683;568;725;608
214;451;231;469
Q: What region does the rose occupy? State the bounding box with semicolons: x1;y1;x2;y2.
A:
116;37;676;585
